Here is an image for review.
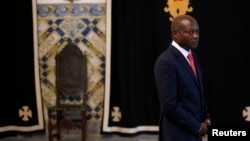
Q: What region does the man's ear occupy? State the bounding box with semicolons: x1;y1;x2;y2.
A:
172;31;178;39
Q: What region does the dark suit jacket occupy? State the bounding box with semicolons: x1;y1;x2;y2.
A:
154;45;210;141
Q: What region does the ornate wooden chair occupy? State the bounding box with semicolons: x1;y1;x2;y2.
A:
47;43;87;141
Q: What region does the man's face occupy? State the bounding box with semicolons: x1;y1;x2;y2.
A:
174;19;199;50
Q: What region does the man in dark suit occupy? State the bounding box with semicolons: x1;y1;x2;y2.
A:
154;15;211;141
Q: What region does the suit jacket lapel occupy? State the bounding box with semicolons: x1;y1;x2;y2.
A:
169;46;201;88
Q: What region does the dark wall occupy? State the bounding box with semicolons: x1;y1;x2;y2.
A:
111;0;250;125
196;1;249;124
6;0;250;138
2;0;36;138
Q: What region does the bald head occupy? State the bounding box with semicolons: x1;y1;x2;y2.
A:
171;15;198;32
170;15;200;50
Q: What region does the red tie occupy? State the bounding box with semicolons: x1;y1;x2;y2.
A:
187;53;197;78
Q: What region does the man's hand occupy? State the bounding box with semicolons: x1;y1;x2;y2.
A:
198;122;208;136
198;119;211;137
204;119;211;125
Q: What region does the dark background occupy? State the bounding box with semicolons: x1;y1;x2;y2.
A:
2;0;40;138
110;0;249;127
4;0;250;137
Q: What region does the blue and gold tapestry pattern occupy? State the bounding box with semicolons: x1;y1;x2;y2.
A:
37;3;106;136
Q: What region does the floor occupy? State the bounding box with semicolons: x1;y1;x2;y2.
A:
0;133;208;141
0;134;158;141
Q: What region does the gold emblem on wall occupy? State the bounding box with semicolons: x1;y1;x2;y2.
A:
19;105;32;121
111;106;122;122
164;0;193;21
243;106;250;122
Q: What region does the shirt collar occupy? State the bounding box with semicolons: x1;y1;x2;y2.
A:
171;40;191;58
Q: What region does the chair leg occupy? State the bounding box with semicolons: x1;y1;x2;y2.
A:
81;109;86;141
48;109;53;141
57;110;63;140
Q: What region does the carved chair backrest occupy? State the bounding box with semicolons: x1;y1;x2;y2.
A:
55;43;87;106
